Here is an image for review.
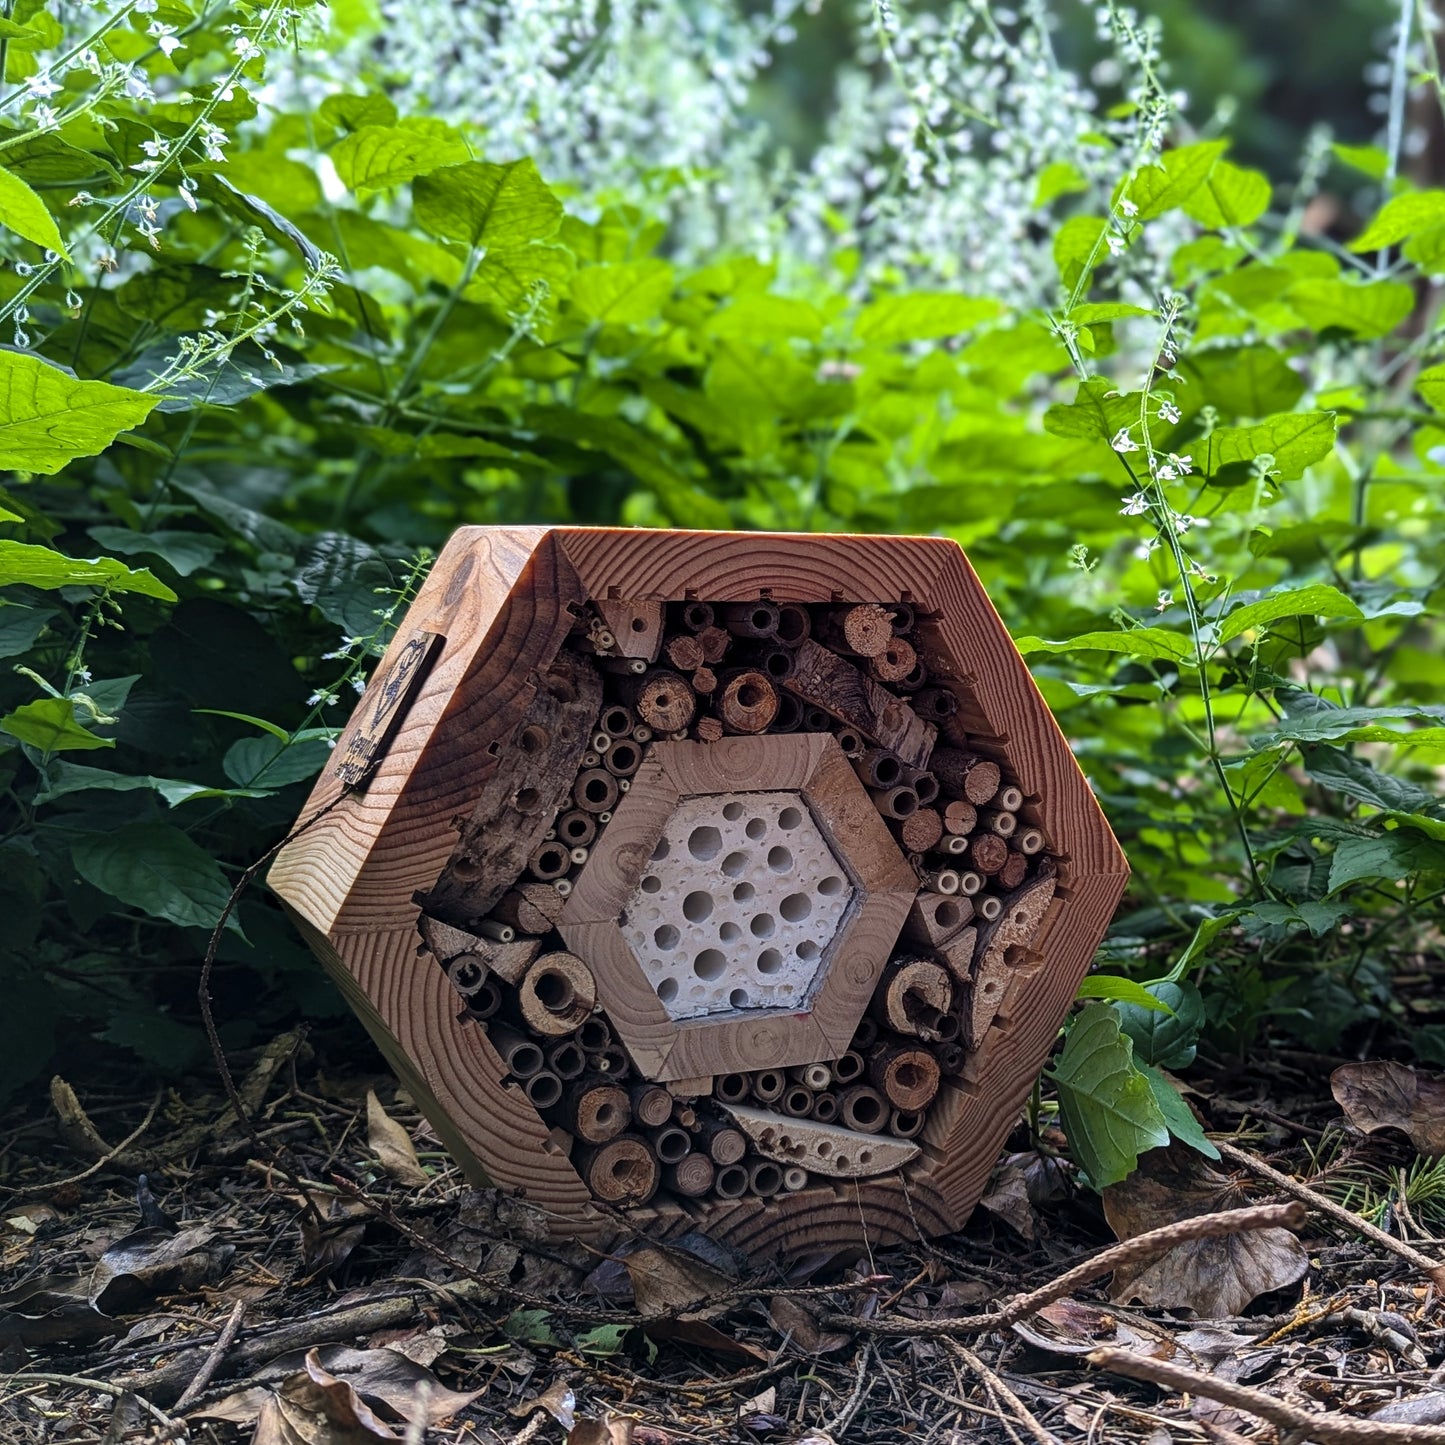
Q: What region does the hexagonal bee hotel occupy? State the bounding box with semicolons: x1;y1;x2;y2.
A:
270;528;1128;1259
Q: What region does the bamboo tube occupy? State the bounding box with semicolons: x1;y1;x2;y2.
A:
475;918;514;943
716;1073;750;1104
870;1044;941;1111
888;600;915;634
720;601;780;639
774;604;811;647
630;1084;675;1129
830;1050;866;1086
771;691;804;732
716;669;779;733
905;767;940;806
839;1085;888;1134
554;811;596;849
697;1119;747;1165
446;953;488;997
854;747;903;788
850;1018;878;1051
681;601;714;632
978;895;1003;922
486;1023;544;1079
791;1063;833;1091
913;686;958;722
935;834;970;856
936;1043;966;1075
890;1109;925;1139
993;784;1024;812
573;767;620;814
870;784;919;819
524;1071;563;1110
546;1039;587;1081
979;808;1017;838
714;1163;749;1198
665;1154;715;1197
896;656;928;690
834;727;865;757
803;705;832;731
750;1069;786;1104
782;1166;810;1192
755;644;797;682
782;1085;814;1118
748;1160;784;1197
461;977;501;1021
930;749;1002;805
811;1093;840;1123
578;1016;612;1052
599;703;635;737
1012;827;1045;855
923;868;962;894
588;1045;631;1080
602;737;643;777
652;1125;693;1164
957;869;984;895
518;953;596;1036
562;1080;631;1144
576;1136;657;1204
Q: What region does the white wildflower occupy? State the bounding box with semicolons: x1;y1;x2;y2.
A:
26;73;61;100
1117;197;1137;217
1120;493;1150;516
1110;428;1139;453
1157;400;1181;424
148;22;185;57
1155;589;1172;612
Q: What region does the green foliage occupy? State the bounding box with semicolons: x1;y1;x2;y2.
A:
0;1;1442;1203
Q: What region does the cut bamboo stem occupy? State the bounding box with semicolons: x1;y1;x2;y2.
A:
518;953;597;1036
562;1080;631;1144
576;1136;658;1204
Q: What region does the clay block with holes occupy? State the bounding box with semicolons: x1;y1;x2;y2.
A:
269;528;1128;1260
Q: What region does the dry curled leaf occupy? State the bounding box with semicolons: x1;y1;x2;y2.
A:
978;1159;1037;1240
89;1226;233;1315
1102;1146;1308;1317
1010;1297;1176;1357
366;1090;429;1187
767;1294;849;1355
569;1415;633;1445
1331;1061;1445;1156
621;1240;733;1319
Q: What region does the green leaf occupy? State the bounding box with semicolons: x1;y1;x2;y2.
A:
1202;411;1337;481
413;159;563;249
1126;141;1227;220
1041;377;1139;442
223;734;331;789
0;352;157;474
1332;142;1390;179
1348;189;1445;251
1215;584;1363;643
1138;1062;1220;1160
1287;278;1414;338
1052;215;1112;288
503;1309;559;1347
1034;160;1088;207
570;260;675;325
332;119;470;192
1117;981;1205;1069
1066;302;1155;324
0;603;56;657
1301;745;1442;816
1183;160;1271;229
1253;703;1445;746
0;540;176;600
0;163;69;257
71;822;235;932
87;527;224;578
1415;363;1445;411
1179;345;1304;420
1328;830;1445;893
1051;1002;1170;1189
857;292;1001;344
0;697;113;751
1076;976;1174;1012
1016;629;1194;663
574;1323;632;1357
34;762;266;808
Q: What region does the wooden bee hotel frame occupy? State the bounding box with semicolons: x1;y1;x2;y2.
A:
269;527;1128;1260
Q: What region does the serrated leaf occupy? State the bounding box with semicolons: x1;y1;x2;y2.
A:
0;540;176;600
71;822;235;932
1034;160;1087;207
1287;278;1414;338
1348;189;1445;251
1179;345;1304;420
0;353;157;474
413;159;563;249
570;260;675;325
1041;377;1139;442
0;697;113;752
1016;629;1193;663
1253;703;1445;745
1138;1063;1220;1159
0;162;69;257
1051;1002;1171;1190
1416;363;1445;412
1117;981;1205;1069
333;120;469;192
1202;411;1337;481
1215;584;1363;642
223;734;331;789
1125;141;1227;220
1076;976;1174;1011
857;292;1001;344
1301;745;1441;816
1183;160;1271;229
1328;831;1445;893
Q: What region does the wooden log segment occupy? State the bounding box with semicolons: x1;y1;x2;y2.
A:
937;926;979;986
424;650;601;927
630;1084;676;1129
696;1118;747;1165
902;892;974;949
997;852;1029;890
929;748;1001;805
618;668;696;732
872;959;953;1041
899;807;944;853
722;1103;920;1178
716;669;779;733
966;871;1058;1050
518;952;596;1036
594;599;663;661
968;831;1009;875
696;626;730;664
782;640;936;767
421;916;542;985
492;882;568;934
820;603;894;657
664;634;705;670
563;1080;632;1143
868;636;917;684
869;1044;941;1111
576;1136;658;1204
666;1154;715;1197
694;714;724;742
943;799;977;835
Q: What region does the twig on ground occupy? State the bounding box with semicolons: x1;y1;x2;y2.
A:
1217;1139;1445;1291
172;1300;246;1412
3;1374;179;1433
2;1088;164;1195
951;1343;1061;1445
818;1345;873;1439
819;1202;1305;1336
1088;1346;1445;1445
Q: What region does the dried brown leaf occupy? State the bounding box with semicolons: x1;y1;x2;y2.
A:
767;1294;849;1355
366;1090;429;1187
1102;1146;1308;1317
1331;1061;1445;1156
643;1316;768;1362
622;1242;732;1319
569;1415;633;1445
978;1161;1036;1240
509;1379;575;1427
1010;1297;1176;1357
89;1226;233;1314
251;1350;400;1445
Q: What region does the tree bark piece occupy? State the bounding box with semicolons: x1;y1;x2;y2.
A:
594;599;663;661
563;1081;632;1143
620;668;697;732
425;651;601;927
870;1044;941;1111
782;640;936;767
966;873;1057;1050
576;1136;658;1204
716;669;779;733
423;922;542;985
929;749;1001;805
518;952;596;1036
937;926;979;986
723;1103;920;1176
873;959;954;1041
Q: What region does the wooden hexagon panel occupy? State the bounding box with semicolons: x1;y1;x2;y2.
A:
269;528;1128;1260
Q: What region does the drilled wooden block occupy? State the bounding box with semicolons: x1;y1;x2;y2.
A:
269;528;1129;1261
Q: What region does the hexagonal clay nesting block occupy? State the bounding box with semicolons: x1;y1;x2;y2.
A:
269;527;1129;1262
